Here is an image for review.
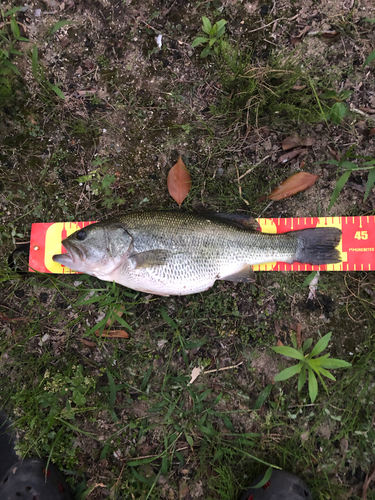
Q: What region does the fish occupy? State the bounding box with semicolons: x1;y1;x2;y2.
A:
52;212;342;296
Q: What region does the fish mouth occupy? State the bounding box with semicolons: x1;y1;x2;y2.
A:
52;242;85;267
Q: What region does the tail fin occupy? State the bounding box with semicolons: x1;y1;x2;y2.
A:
292;227;342;265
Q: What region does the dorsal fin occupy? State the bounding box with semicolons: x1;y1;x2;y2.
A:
208;213;260;231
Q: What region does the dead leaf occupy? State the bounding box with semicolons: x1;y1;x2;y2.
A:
369;128;375;137
189;366;204;384
301;431;309;442
362;463;375;500
276;339;284;347
277;148;307;164
328;146;341;161
95;330;130;339
320;30;340;40
274;320;281;336
105;306;125;328
359;107;375;114
167;156;192;208
291;25;310;45
81;339;97;347
293;84;307;90
291;36;302;46
282;135;316;150
268;172;319;201
296;323;302;348
179;481;192;500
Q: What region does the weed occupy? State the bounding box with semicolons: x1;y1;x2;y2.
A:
31;44;65;100
0;7;29;101
319;89;352;124
272;332;351;403
192;17;228;58
363;44;375;68
47;19;72;38
316;151;375;210
97;54;110;68
6;358;101;469
75;157;126;209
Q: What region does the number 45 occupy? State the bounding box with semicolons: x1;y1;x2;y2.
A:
355;231;368;240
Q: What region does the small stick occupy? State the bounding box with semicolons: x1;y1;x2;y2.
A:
362;462;375;500
238;156;270;180
204;361;243;375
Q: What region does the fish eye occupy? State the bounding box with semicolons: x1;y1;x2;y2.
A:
76;230;87;241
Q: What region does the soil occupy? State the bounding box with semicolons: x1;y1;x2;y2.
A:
0;0;375;499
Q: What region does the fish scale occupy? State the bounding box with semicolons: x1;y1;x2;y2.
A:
53;212;342;296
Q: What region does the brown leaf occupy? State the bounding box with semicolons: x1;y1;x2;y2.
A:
291;25;310;45
105;306;125;328
81;339;97;347
278;148;307;164
359;107;375;114
296;323;302;348
276;339;284;347
282;135;302;151
320;30;340;40
293;85;307;91
282;135;316;151
268;172;319;201
95;330;130;339
291;36;302;46
274;320;281;336
167;156;192;208
328;146;341;161
369;128;375;137
179;481;192;500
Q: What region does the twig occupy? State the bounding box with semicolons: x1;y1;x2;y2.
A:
236;165;249;205
257;201;274;217
238;156;270;180
350;104;374;118
0;312;27;322
137;18;190;45
246;16;297;34
362;463;375;500
204;361;243;375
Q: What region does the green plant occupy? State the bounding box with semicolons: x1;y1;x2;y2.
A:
75;157;126;209
272;332;351;403
363;49;375;68
319;89;352;124
316;150;375;210
31;43;65;99
191;17;227;58
0;7;29;100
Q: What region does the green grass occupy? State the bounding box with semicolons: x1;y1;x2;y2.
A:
1;270;374;498
1;4;375;499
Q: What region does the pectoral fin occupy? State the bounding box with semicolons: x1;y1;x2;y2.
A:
129;249;170;269
221;265;255;283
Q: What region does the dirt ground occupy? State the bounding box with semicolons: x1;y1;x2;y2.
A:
0;0;375;499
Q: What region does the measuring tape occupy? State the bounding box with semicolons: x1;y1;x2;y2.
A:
28;216;375;274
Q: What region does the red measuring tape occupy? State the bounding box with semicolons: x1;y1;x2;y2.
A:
28;216;375;274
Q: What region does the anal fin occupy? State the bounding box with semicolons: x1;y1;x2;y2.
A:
221;265;255;283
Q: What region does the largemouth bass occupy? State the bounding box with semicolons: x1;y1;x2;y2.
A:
53;212;342;296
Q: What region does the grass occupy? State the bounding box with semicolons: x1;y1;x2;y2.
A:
1;270;374;498
0;3;375;499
